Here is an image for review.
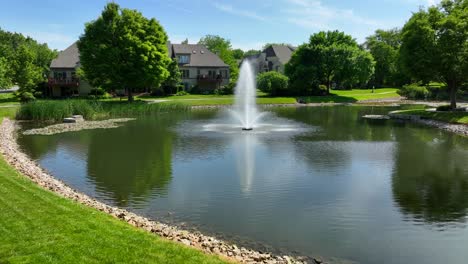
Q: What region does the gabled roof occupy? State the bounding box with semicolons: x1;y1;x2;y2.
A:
50;42;80;69
264;45;296;64
171;44;229;67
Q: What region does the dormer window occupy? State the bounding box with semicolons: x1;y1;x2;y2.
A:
178;55;190;64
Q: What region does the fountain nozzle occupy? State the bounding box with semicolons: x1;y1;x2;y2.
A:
242;128;253;131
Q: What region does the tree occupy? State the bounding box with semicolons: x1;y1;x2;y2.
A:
0;28;56;94
13;45;43;93
243;49;261;58
198;35;239;81
163;58;181;94
181;38;189;44
257;71;289;96
0;57;12;89
78;3;171;102
365;29;408;87
285;30;375;95
232;48;244;60
262;43;290;49
400;0;468;109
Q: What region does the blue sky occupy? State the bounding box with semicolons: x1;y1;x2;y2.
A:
0;0;439;51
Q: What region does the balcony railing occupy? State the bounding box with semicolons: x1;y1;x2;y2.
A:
48;77;80;87
197;75;224;83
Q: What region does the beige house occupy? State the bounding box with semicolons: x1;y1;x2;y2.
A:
48;42;230;96
168;43;230;91
48;42;93;97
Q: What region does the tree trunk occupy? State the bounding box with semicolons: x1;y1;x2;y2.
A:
448;81;457;110
127;88;134;102
326;78;331;95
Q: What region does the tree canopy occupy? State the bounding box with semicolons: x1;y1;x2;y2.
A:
400;0;468;108
0;27;56;96
285;30;375;95
365;29;408;87
78;3;171;101
198;35;239;81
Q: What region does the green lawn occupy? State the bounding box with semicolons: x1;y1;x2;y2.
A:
137;88;400;106
394;109;468;124
0;107;228;263
300;88;400;103
0;92;20;105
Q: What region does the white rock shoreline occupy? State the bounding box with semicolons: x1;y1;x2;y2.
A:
0;118;317;264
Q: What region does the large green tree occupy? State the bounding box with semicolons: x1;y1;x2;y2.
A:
400;0;468;109
78;3;171;102
13;45;43;92
198;35;239;81
0;57;12;89
285;31;375;95
163;58;181;94
232;48;244;60
365;29;408;87
0;28;56;94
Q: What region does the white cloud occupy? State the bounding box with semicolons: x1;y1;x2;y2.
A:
213;3;267;22
24;31;75;50
284;0;383;30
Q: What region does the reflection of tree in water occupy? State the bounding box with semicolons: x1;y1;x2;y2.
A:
274;106;395;142
87;117;179;206
392;128;468;224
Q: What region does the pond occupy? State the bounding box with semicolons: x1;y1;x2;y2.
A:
18;106;468;264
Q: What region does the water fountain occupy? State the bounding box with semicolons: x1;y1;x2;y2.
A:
231;60;263;130
200;59;307;134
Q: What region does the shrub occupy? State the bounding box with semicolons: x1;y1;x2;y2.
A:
150;88;165;96
33;91;43;99
436;105;452;111
18;92;36;103
175;90;188;96
257;71;289;96
89;88;106;96
398;83;429;99
189;85;201;94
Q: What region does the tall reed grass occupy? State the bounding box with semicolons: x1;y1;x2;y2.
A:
16;100;189;121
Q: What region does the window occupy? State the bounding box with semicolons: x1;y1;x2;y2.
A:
181;69;190;78
221;70;228;78
178;55;190;64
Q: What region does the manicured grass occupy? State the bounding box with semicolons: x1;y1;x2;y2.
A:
395;109;468;124
140;93;296;106
139;88;399;106
300;88;400;103
0;92;19;105
0;110;228;263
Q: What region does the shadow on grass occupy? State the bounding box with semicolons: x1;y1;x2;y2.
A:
298;94;358;103
0;92;19;104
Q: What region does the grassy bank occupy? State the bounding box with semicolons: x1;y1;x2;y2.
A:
139;88;400;106
394;109;468;124
0;108;228;263
16;100;189;121
300;88;400;103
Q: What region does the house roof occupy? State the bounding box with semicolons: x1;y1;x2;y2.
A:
171;44;229;67
50;42;80;69
269;45;296;64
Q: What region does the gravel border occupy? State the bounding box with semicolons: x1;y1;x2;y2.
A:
0;118;316;264
22;118;136;135
388;112;468;136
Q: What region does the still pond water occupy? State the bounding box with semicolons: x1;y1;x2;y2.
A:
18;106;468;264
